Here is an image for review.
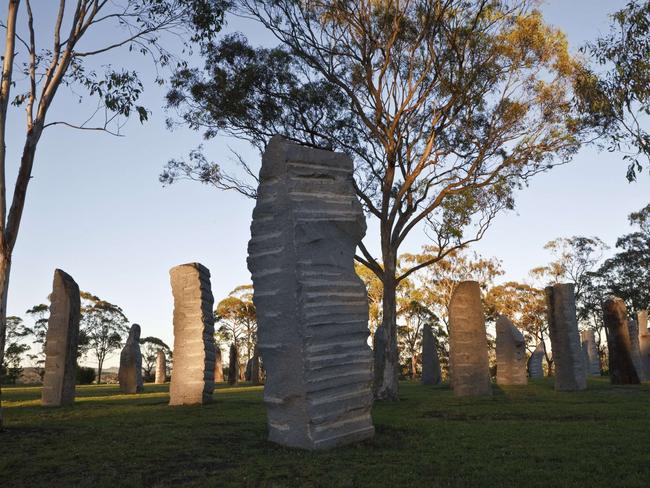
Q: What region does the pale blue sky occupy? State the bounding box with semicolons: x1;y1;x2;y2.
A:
4;1;646;368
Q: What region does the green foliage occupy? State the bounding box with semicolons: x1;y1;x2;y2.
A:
3;380;650;486
76;366;97;385
0;316;31;385
140;336;173;380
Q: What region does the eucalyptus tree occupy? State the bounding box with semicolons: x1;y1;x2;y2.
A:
0;0;226;427
164;0;582;399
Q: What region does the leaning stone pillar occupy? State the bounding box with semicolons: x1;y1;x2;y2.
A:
119;324;144;394
41;269;81;407
155;350;166;384
495;315;527;385
603;297;640;384
247;136;374;450
421;323;441;385
638;310;650;380
545;283;587;391
169;263;216;405
448;281;492;397
527;343;545;379
580;330;600;376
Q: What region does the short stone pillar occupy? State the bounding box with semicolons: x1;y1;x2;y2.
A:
228;343;239;386
119;324;144;394
545;283;587;391
580;330;600;376
169;263;216;405
448;281;492;397
41;269;81;407
495;316;527;386
155;350;166;384
638;310;650;380
528;342;545;379
421;323;442;385
247;136;374;450
628;317;645;380
214;347;224;383
603;297;640;384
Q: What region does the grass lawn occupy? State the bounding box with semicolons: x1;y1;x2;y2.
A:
1;378;650;487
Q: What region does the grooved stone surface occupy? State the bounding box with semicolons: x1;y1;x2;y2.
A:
119;324;144;394
421;323;441;385
247;136;374;450
214;347;224;383
528;343;545;379
155;350;166;384
603;297;640;385
638;311;650;380
496;316;527;385
628;317;644;380
580;330;600;376
41;269;81;407
545;283;587;391
169;263;216;405
448;281;492;397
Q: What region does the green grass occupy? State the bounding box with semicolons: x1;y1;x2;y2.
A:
2;378;650;487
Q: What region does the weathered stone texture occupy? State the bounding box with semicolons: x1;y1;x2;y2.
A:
421;323;441;385
169;263;216;405
448;281;492;397
228;343;239;385
495;316;527;386
119;324;144;394
603;297;640;385
41;269;81;407
214;347;224;383
628;317;645;380
528;342;545;379
638;310;650;381
155;350;166;384
247;136;374;450
580;330;600;376
545;283;587;391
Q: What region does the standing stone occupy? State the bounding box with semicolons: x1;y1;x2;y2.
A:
545;283;587;391
421;323;442;385
250;346;261;385
155;350;166;384
41;269;81;407
169;263;216;405
119;324;144;394
228;343;239;386
580;330;600;376
628;316;644;380
495;316;527;386
638;310;650;381
214;347;224;383
603;297;640;385
528;342;545;379
247;136;374;450
448;281;492;397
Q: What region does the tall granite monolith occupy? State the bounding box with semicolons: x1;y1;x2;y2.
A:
41;269;81;407
638;310;650;380
228;343;239;386
545;283;587;391
628;316;645;380
247;136;374;450
169;263;216;405
603;297;640;384
421;323;442;385
580;330;600;376
495;315;527;386
119;324;144;394
250;346;261;385
214;347;224;383
448;281;492;397
155;350;166;384
528;342;545;379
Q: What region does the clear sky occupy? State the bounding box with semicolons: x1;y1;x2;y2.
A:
4;0;646;368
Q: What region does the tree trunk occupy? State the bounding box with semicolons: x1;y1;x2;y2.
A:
97;358;103;385
0;256;12;430
373;270;399;400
